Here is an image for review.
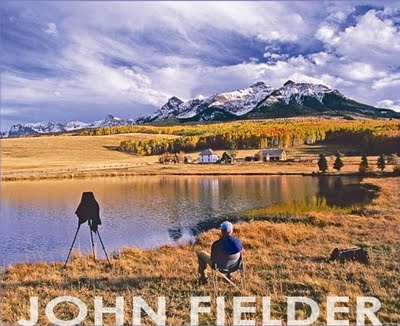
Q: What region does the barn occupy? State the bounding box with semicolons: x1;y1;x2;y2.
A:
220;152;234;164
257;149;287;162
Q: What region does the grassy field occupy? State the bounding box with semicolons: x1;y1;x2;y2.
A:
1;133;177;180
1;133;395;181
1;177;399;325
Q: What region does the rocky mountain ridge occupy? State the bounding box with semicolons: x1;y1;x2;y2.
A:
140;80;398;122
5;115;134;138
3;80;399;137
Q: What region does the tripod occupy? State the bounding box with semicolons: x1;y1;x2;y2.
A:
64;222;111;268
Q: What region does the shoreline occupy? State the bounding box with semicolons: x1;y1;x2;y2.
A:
0;171;376;182
1;166;393;182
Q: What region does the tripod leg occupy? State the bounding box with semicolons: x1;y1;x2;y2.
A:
64;225;80;268
97;230;112;266
89;227;96;262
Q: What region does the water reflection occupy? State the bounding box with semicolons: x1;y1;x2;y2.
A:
240;176;377;226
0;175;368;265
317;176;377;207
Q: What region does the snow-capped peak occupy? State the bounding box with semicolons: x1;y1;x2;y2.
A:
144;81;276;121
93;115;135;127
282;81;332;104
149;96;184;121
24;121;65;133
24;120;52;128
64;120;91;131
6;114;135;137
143;80;349;122
166;96;184;106
207;81;274;115
250;81;270;88
263;81;334;106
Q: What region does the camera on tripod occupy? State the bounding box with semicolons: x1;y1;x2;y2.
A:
64;192;111;268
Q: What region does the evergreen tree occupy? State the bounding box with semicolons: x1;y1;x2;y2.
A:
359;154;369;174
318;153;328;173
333;151;344;171
377;154;386;172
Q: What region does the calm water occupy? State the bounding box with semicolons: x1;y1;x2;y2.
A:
0;175;368;265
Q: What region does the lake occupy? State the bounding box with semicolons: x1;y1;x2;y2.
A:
0;175;371;265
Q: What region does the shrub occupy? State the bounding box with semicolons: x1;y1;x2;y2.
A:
318;153;328;173
333;151;344;171
359;154;369;174
377;154;386;172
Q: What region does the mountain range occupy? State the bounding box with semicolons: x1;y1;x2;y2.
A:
4;115;135;138
137;80;399;123
3;80;399;137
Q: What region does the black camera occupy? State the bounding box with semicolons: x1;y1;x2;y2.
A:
75;192;101;232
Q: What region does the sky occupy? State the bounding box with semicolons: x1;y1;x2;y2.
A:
1;1;400;131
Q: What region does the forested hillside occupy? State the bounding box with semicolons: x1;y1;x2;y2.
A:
78;119;400;156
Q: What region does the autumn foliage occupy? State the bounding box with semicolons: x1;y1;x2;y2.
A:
78;119;400;156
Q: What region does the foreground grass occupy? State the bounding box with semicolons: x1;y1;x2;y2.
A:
1;178;399;325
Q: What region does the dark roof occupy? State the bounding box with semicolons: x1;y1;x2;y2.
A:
222;152;233;158
260;148;285;156
200;148;216;156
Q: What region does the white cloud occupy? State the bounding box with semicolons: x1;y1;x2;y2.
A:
338;11;400;64
372;73;400;90
314;6;354;45
2;56;170;108
44;22;58;36
257;30;299;42
376;99;400;111
340;62;387;81
317;9;400;67
162;2;308;42
309;6;400;107
315;24;340;45
263;52;288;61
309;52;335;66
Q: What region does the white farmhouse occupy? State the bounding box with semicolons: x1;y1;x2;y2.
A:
199;148;219;163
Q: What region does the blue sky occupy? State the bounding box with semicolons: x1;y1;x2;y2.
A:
1;1;400;130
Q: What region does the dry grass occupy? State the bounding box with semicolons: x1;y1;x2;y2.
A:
1;135;395;182
1;177;399;325
1;133;177;178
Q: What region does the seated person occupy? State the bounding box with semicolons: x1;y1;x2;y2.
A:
197;221;243;284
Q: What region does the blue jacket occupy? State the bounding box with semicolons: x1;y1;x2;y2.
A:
211;236;243;269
